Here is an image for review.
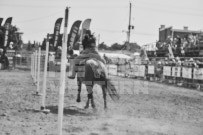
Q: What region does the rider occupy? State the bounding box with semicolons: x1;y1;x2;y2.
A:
68;30;106;79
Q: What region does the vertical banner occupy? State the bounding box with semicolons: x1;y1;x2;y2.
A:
168;44;174;59
67;20;82;49
107;64;117;76
163;66;172;76
133;65;139;76
80;19;91;42
140;48;148;61
148;65;155;74
0;18;3;26
3;17;12;48
53;18;63;49
193;68;203;80
172;66;181;77
138;65;145;77
182;67;192;79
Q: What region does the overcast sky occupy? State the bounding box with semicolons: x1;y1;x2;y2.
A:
0;0;203;46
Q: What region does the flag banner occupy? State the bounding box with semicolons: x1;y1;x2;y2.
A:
193;68;203;80
140;48;148;61
148;65;155;74
182;67;192;79
138;65;145;77
67;20;82;49
4;17;12;27
0;18;3;26
168;44;174;59
117;64;126;73
3;17;12;47
107;64;117;76
6;50;16;57
130;65;145;77
53;18;63;48
80;19;91;42
163;66;172;76
172;66;181;77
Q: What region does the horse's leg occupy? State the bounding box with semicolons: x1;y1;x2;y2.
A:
84;84;93;109
76;78;82;102
102;85;107;109
88;84;96;109
91;92;96;109
84;95;90;109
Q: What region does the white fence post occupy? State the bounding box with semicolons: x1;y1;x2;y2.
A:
36;47;41;95
41;34;50;113
58;7;69;135
31;54;33;78
34;50;38;84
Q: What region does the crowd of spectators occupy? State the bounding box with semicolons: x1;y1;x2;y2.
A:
149;57;203;68
156;33;202;56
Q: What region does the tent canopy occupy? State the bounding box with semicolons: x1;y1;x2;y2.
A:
73;50;132;60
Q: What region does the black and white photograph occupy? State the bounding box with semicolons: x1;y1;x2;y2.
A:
0;0;203;135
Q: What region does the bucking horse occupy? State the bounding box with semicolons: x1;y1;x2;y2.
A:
75;58;119;109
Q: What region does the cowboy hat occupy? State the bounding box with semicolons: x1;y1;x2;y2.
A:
189;58;194;62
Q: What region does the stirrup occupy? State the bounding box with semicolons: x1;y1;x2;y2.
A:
68;76;75;79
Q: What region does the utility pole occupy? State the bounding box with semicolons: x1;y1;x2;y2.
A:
128;2;132;43
127;2;134;50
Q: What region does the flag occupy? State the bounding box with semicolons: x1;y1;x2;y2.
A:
67;20;82;49
80;19;91;42
53;18;63;48
168;44;174;59
140;48;148;60
0;18;3;26
3;17;12;47
0;18;3;49
4;17;12;27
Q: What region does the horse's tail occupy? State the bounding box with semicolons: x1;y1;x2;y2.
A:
102;77;119;101
85;59;119;101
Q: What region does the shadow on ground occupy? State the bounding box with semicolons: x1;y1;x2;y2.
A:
45;105;95;116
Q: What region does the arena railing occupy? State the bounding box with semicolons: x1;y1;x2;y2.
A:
107;63;203;91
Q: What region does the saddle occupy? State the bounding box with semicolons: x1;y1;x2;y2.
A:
77;58;107;78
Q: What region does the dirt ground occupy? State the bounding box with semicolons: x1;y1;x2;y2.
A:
0;70;203;135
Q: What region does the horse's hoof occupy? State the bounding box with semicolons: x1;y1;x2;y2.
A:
84;106;89;109
76;99;81;102
93;107;97;112
91;105;96;109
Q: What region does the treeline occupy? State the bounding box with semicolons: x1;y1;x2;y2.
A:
98;41;141;52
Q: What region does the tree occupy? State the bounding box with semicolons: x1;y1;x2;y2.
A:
0;25;23;50
98;42;108;50
123;42;141;52
27;40;31;51
110;43;124;50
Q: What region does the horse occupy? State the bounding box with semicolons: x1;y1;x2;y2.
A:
75;58;119;109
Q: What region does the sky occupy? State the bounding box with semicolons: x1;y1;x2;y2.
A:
0;0;203;46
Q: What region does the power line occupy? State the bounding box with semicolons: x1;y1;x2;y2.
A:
0;3;128;9
133;5;203;17
15;10;63;23
133;0;203;12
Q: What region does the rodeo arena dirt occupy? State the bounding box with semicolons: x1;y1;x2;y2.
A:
1;2;203;135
